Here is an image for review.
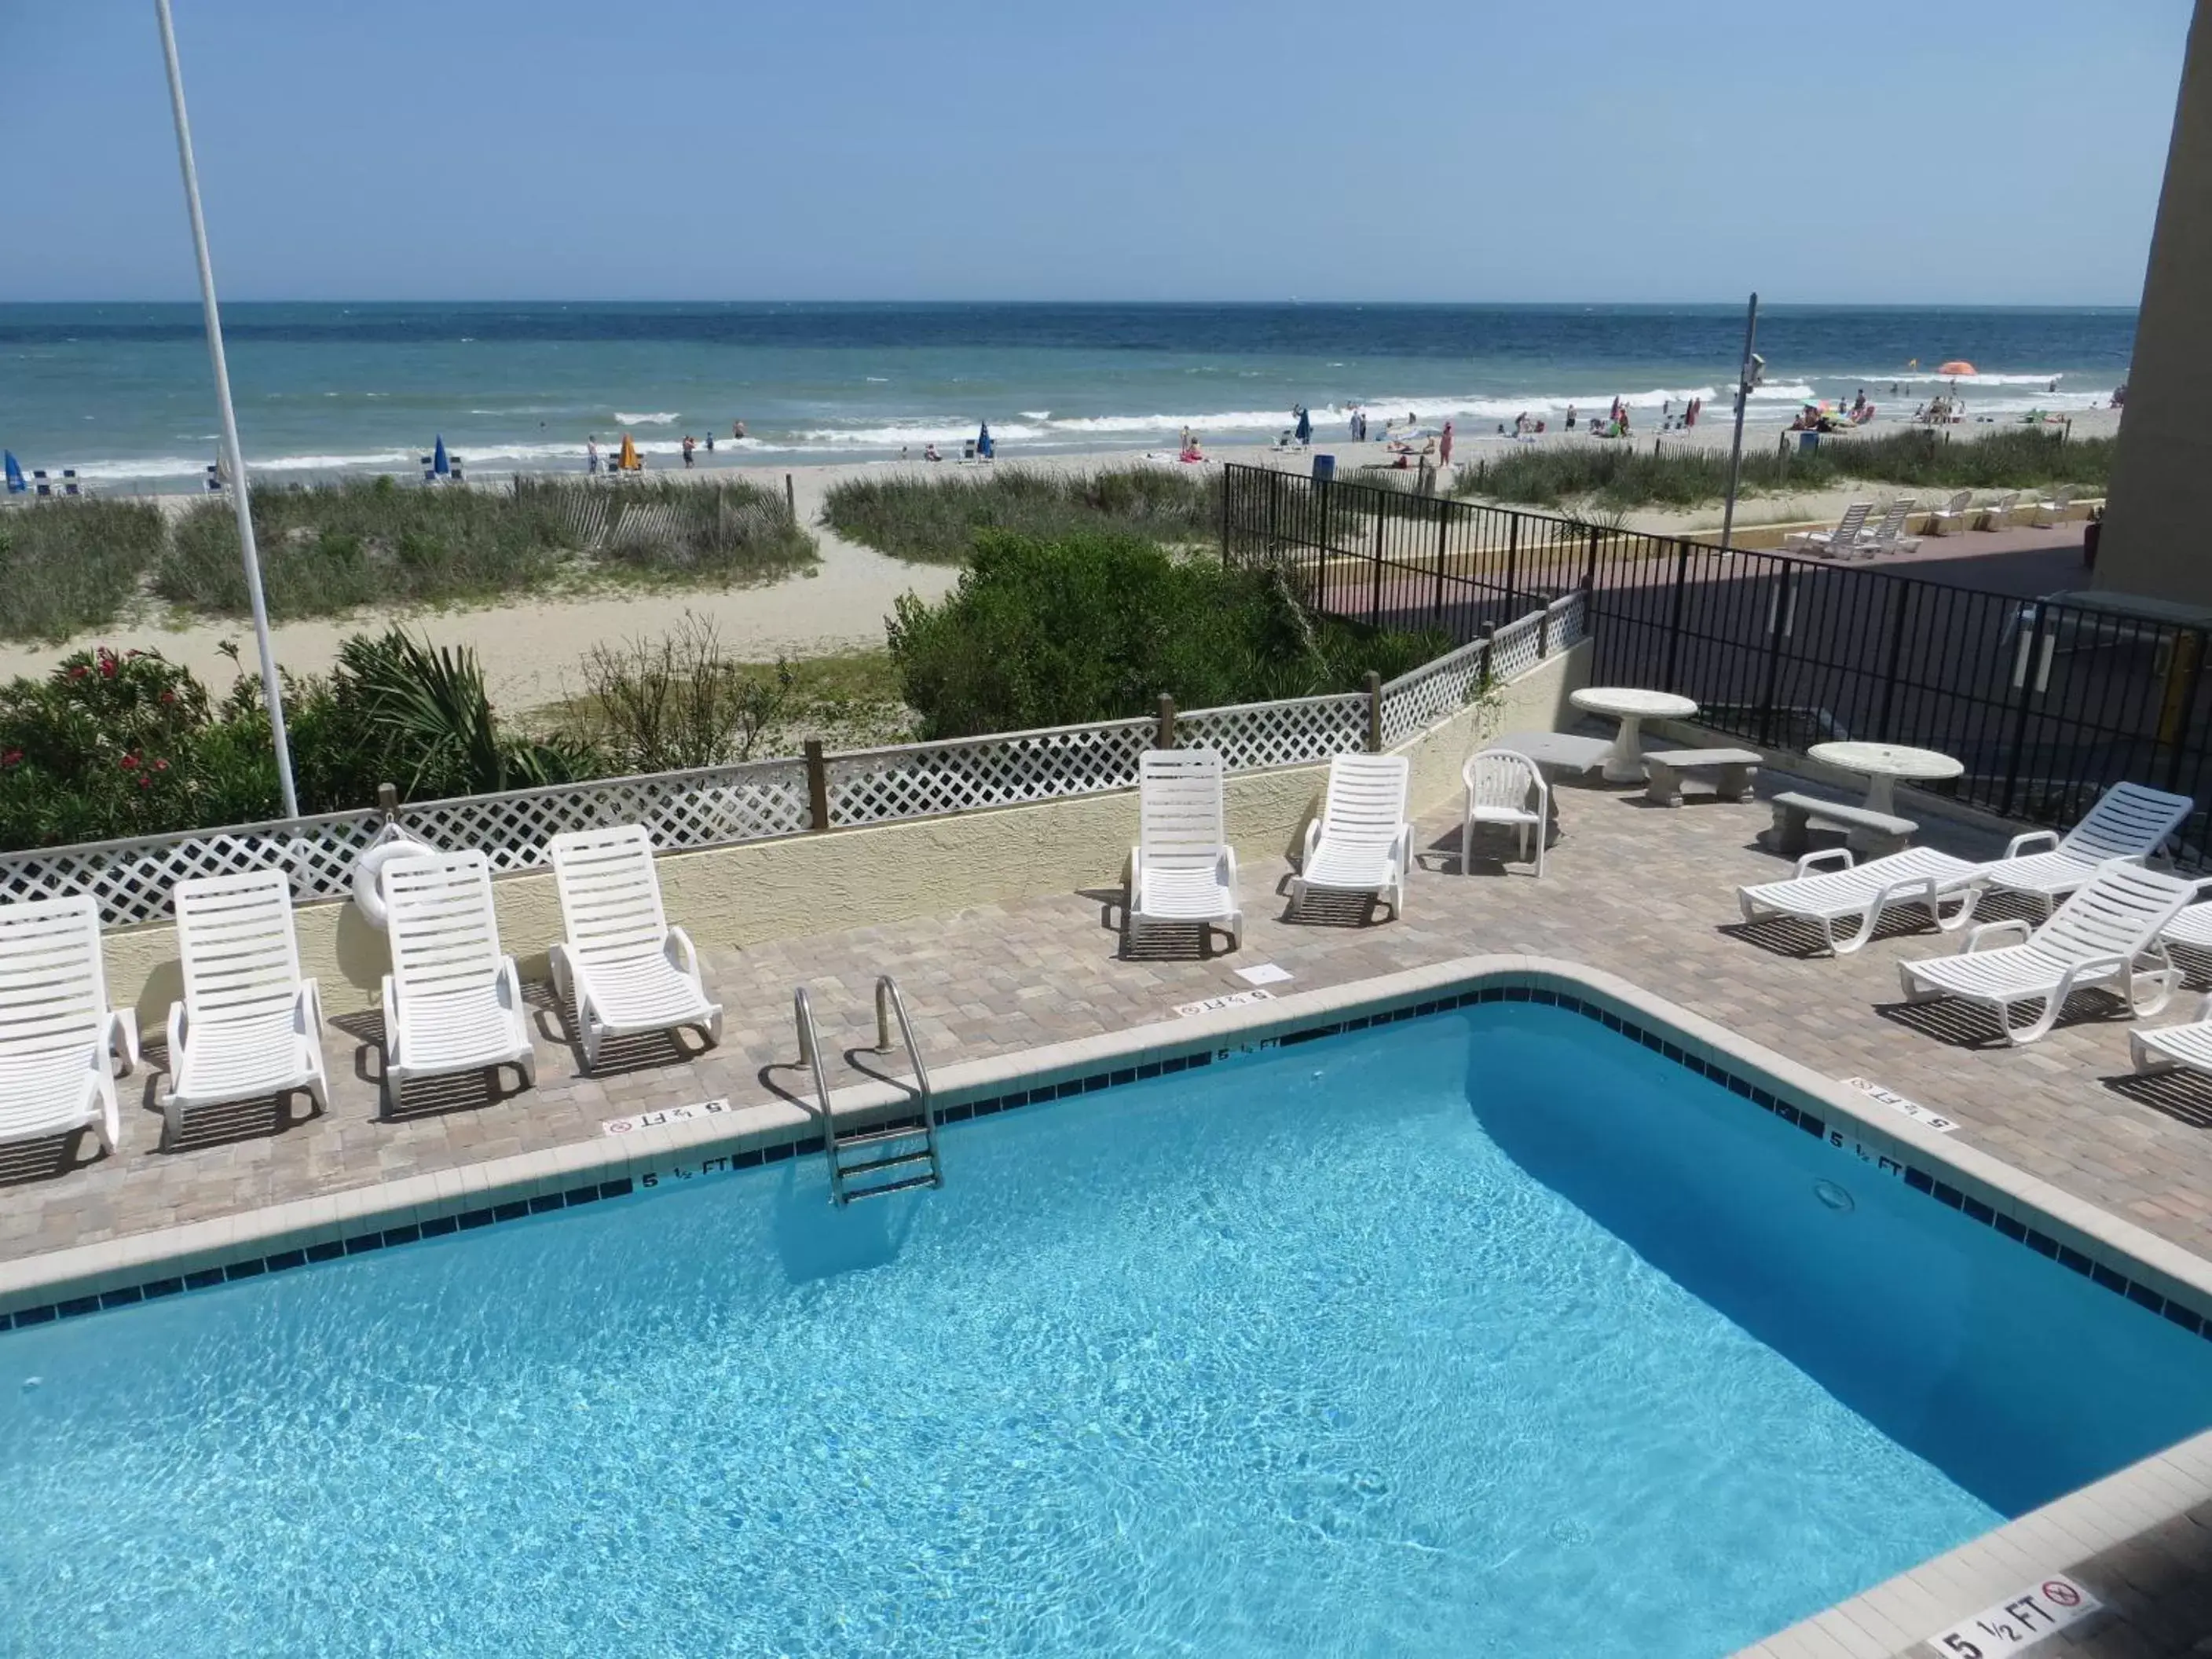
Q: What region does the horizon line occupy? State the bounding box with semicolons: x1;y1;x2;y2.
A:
0;296;2147;311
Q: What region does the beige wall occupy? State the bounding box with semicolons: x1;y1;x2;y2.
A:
2095;2;2212;606
101;643;1590;1034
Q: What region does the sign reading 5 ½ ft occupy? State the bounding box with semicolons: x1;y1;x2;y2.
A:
1930;1575;2098;1658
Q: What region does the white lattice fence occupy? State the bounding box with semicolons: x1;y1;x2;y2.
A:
398;759;810;873
1176;693;1368;770
829;720;1154;826
0;810;384;928
1378;637;1491;748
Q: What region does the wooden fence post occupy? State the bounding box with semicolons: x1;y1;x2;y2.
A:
1155;693;1177;749
803;740;831;831
1365;672;1383;753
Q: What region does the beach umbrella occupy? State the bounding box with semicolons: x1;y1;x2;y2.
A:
1295;406;1312;445
432;434;450;478
1938;360;1976;377
618;433;639;471
977;421;992;460
2;452;22;494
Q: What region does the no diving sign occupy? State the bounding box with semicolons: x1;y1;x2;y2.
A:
1928;1574;2099;1657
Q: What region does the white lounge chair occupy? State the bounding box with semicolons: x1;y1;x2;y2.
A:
0;895;134;1159
1738;846;1986;957
160;870;329;1149
1783;501;1871;557
1976;490;2020;530
1851;498;1921;557
380;850;536;1113
1897;860;2196;1044
2031;485;2075;528
1460;749;1547;878
1291;753;1413;921
2130;994;2212;1083
1127;748;1243;954
1977;782;2193;914
548;825;722;1069
1927;491;1974;537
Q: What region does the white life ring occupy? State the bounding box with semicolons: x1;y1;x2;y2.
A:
352;835;436;930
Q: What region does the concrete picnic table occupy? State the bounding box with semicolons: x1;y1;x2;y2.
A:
1806;740;1965;815
1568;687;1701;783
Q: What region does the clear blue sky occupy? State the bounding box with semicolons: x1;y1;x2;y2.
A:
2;0;2192;304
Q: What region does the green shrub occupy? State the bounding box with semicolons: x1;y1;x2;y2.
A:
0;500;167;642
1458;427;2115;511
824;467;1221;564
0;632;599;851
886;529;1444;738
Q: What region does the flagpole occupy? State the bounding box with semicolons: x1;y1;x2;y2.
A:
154;0;298;820
1719;291;1760;554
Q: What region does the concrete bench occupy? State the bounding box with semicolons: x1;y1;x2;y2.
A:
1643;746;1760;807
1770;790;1918;859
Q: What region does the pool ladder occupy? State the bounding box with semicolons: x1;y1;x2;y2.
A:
794;976;943;1206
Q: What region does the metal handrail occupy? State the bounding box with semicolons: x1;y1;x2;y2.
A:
873;974;934;1108
793;985;845;1205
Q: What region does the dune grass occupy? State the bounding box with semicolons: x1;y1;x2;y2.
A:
0;500;167;643
822;466;1222;563
1456;427;2115;511
158;476;817;621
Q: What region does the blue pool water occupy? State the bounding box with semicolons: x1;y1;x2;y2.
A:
5;1002;2211;1657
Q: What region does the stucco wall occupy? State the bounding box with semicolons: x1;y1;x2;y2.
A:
2094;2;2212;607
101;641;1590;1033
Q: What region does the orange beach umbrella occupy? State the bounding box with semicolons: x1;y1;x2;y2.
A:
617;433;640;471
1937;360;1976;377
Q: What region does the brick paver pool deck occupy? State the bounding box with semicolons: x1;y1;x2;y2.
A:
9;760;2211;1273
9;755;2212;1657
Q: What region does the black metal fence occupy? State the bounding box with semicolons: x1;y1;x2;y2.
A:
1221;463;2212;866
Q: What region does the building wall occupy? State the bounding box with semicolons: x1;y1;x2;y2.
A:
2094;1;2212;608
101;643;1591;1035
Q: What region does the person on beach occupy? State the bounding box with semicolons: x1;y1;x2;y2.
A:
681;435;697;468
925;442;942;462
1565;405;1577;430
586;436;600;475
1440;420;1453;466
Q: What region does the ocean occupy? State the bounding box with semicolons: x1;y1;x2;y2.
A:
0;302;2139;490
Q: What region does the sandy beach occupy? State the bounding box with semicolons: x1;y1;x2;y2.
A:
0;408;2120;713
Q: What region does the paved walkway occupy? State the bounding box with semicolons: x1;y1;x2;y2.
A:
9;761;2212;1275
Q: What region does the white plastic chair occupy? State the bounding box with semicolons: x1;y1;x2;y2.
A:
381;850;536;1114
1460;749;1547;877
1850;498;1920;557
1977;782;2194;914
1291;753;1413;921
1127;749;1243;954
1738;846;1985;956
2031;485;2075;528
1898;859;2196;1044
1976;490;2020;530
1927;492;1974;537
161;870;329;1149
0;895;134;1159
1783;501;1870;557
548;825;721;1071
2131;994;2212;1083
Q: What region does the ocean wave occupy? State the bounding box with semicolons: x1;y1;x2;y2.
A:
613;410;680;426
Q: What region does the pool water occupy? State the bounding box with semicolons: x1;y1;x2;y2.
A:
5;1002;2211;1657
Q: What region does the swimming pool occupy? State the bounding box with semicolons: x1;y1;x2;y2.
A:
4;989;2211;1657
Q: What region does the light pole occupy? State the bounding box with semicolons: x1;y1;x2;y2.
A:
1718;291;1764;554
155;0;298;819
